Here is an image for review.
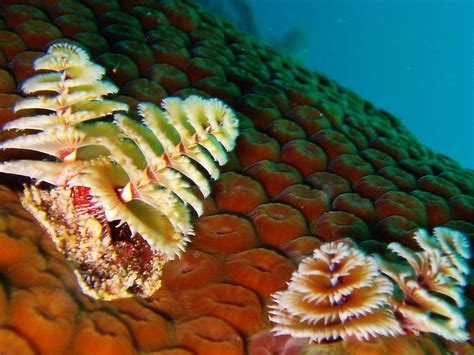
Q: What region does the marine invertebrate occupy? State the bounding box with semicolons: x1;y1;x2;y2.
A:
181;283;265;336
235;128;280;168
312;211;370;242
68;311;135;355
353;174;398;200
280;236;323;263
9;286;78;354
161;250;224;290
305;171;351;202
212;172;268;214
176;316;244;354
0;329;35;355
275;184;329;222
111;298;174;352
245;160;302;197
376;227;471;341
328;153;375;185
264;118;306;143
331;192;376;225
311;128;357;159
248;330;306;354
281;139;327;177
410;190;450;229
0;42;238;299
192;214;259;254
225;248;296;299
269;240;403;343
249;202;308;247
378;166;416;192
372;215;420;248
285;105;330;135
375;191;428;227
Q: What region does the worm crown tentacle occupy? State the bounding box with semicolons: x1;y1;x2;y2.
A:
0;42;239;299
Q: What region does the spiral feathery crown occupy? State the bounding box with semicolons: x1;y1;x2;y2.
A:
0;42;239;299
376;227;471;342
269;240;403;343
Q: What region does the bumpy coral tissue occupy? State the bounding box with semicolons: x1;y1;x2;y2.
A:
269;240;404;343
376;227;471;341
0;42;238;299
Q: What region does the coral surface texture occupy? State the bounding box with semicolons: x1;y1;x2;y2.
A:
0;0;472;354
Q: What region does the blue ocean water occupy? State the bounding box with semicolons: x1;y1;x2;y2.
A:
199;0;474;169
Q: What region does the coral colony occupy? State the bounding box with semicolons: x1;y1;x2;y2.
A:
0;42;238;299
0;11;472;353
0;40;472;348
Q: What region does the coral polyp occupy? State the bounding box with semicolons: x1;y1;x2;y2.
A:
0;42;238;299
269;239;403;343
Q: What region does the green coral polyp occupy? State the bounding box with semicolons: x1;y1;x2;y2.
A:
0;42;239;299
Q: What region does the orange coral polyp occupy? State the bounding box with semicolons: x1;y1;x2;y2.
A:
311;128;357;159
67;311;135;355
275;184;329;222
0;30;27;60
0;232;36;267
175;316;244;355
111;298;174;352
5;256;63;289
235;129;280;168
248;330;306;354
250;203;308;247
312;211;370;243
245;160;302;197
328;153;375;185
181;283;265;336
225;248;296;298
192;214;259;255
281;139;328;177
0;329;35;355
8;50;43;83
161;249;224;290
280;236;323;262
375;191;428;227
331;192;376;225
15;19;63;50
305;171;351;202
9;287;78;354
212;172;268;214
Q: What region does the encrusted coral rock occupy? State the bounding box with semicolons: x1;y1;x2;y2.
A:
20;184;167;299
269;240;403;343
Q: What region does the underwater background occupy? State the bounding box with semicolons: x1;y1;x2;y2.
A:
198;0;474;169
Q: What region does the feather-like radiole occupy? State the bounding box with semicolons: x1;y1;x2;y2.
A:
0;42;239;299
269;240;403;343
375;227;471;342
